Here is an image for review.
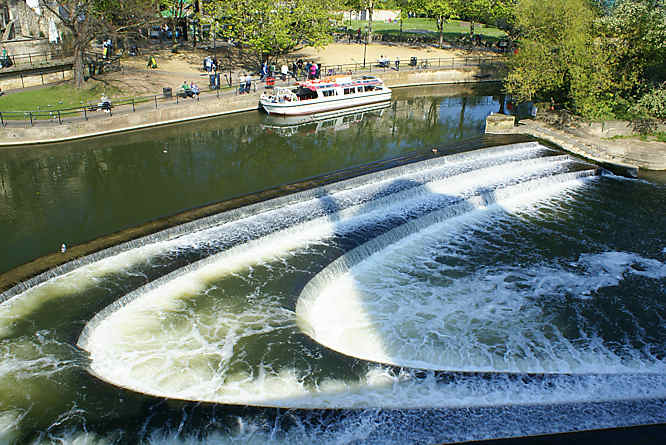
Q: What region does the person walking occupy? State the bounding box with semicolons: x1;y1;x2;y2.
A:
245;74;252;93
238;73;246;94
291;61;299;80
261;61;268;81
395;56;400;71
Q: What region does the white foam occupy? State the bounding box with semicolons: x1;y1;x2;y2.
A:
0;409;24;445
299;188;666;374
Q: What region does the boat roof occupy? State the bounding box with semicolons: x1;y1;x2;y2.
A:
297;76;383;91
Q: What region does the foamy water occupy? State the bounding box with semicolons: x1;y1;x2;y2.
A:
74;146;654;409
2;142;664;444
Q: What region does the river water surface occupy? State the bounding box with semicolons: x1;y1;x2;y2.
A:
0;85;664;444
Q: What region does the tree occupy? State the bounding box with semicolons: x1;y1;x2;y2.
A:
345;0;391;43
505;0;619;118
596;0;666;93
406;0;458;47
41;0;155;88
505;0;591;103
458;0;492;37
507;0;665;119
488;0;519;40
206;0;338;66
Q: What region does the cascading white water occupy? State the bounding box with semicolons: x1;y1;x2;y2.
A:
65;143;666;411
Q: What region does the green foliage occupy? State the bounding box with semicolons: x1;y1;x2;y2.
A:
596;0;666;92
207;0;338;63
407;0;458;46
457;0;493;34
40;0;156;87
507;0;666;120
505;39;566;103
632;83;666;119
506;0;596;103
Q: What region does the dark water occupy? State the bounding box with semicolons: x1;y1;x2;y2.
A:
0;84;508;275
0;85;664;445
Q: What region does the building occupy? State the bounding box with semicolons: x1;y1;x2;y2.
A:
1;0;61;42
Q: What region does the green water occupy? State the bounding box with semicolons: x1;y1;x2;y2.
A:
0;84;509;274
0;84;664;445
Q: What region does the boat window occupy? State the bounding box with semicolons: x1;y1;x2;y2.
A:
322;89;335;97
344;87;355;95
365;85;375;91
296;86;318;100
357;86;364;93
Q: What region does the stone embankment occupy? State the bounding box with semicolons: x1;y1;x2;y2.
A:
486;113;666;173
0;66;499;147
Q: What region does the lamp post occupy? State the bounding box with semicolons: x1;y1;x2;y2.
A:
362;27;368;68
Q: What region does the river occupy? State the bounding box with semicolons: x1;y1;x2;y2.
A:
0;84;664;444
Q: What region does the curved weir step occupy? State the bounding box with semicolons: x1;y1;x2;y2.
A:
6;142;664;412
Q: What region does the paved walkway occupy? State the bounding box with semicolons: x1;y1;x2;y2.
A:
0;66;500;146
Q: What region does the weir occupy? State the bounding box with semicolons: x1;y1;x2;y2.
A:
1;85;665;444
67;143;666;410
1;141;546;306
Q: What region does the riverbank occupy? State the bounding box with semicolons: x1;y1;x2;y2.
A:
0;65;501;147
487;114;666;173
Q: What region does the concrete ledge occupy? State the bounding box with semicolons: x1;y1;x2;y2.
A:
487;117;666;173
485;113;515;132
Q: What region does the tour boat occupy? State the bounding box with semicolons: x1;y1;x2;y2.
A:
260;75;392;116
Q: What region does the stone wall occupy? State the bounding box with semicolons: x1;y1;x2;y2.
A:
1;37;51;53
0;66;72;90
2;1;64;42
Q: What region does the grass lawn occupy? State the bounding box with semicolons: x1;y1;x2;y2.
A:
344;17;507;39
0;82;124;112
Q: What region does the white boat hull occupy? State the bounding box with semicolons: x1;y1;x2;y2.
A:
261;90;392;116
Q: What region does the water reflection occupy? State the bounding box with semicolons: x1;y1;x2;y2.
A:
261;103;391;137
0;85;508;276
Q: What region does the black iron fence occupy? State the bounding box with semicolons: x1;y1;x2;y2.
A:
0;84;248;127
0;49;74;69
0;54;506;128
317;55;506;78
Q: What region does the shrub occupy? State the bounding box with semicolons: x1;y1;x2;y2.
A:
632;83;666;119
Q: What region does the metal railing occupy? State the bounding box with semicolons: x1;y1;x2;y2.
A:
0;65;71;88
318;55;506;78
1;49;74;69
0;84;243;128
0;54;506;128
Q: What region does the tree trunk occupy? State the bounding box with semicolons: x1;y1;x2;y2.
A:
73;39;86;88
470;21;475;37
367;6;373;43
438;17;444;48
